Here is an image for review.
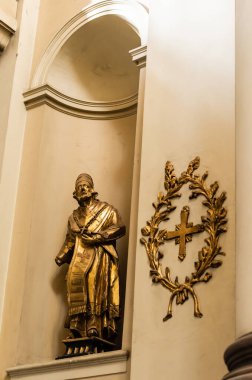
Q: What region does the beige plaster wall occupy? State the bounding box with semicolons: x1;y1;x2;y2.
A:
0;0;17;19
30;0;90;79
130;1;235;379
0;106;46;379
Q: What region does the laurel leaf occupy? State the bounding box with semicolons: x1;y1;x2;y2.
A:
176;295;180;305
202;272;212;282
216;192;227;208
201;216;209;224
202;171;208;181
202;200;211;207
210;260;222;268
158;192;164;202
189;192;201;200
187;157;200;174
159;210;172;220
219;208;227;218
141;226;151;236
218;218;228;227
170;194;181;199
210;181;219;197
189;183;198;190
216;227;227;236
158;229;167;239
199;247;208;260
165;267;171;281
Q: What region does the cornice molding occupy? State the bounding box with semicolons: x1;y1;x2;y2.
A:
0;9;16;53
7;350;128;379
130;45;147;68
23;84;137;119
32;0;148;86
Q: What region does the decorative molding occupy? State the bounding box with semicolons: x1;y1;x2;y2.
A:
23;84;138;119
0;10;16;53
223;333;252;379
130;45;147;68
7;350;128;379
32;0;149;86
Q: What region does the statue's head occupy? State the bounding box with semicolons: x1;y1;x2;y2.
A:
73;173;98;206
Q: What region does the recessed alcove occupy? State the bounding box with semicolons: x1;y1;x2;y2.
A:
11;3;147;371
46;15;140;102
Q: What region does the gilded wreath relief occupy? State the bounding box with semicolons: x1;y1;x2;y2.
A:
140;157;227;321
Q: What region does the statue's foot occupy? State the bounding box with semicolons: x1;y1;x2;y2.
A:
69;328;82;339
87;328;99;337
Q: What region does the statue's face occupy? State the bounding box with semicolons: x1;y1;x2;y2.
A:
75;180;94;205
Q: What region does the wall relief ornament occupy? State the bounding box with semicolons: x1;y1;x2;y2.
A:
140;157;227;321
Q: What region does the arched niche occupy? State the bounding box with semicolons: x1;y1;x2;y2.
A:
15;0;148;365
32;0;148;87
46;15;140;102
24;0;148;118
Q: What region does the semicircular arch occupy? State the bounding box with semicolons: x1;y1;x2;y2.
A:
32;0;149;87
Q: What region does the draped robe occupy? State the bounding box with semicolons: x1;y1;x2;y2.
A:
56;199;125;338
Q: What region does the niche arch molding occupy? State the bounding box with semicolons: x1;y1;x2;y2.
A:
24;0;149;119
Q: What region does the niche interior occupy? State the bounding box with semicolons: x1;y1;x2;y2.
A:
16;12;141;363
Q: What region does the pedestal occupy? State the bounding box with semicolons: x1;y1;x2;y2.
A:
56;337;116;359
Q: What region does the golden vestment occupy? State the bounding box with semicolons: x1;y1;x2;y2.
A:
56;199;125;338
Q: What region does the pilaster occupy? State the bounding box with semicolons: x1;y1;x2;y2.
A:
223;1;252;378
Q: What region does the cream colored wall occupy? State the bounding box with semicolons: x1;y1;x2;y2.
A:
130;1;235;380
0;106;46;379
30;0;91;79
0;0;17;19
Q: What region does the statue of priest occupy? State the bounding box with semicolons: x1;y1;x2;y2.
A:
55;174;125;355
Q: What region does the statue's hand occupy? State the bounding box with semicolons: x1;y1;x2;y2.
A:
55;257;64;266
81;232;103;244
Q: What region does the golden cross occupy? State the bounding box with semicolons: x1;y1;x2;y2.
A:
166;206;204;261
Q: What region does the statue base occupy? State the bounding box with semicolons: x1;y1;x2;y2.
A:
56;337;116;359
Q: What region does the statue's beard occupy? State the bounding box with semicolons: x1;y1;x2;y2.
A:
75;192;93;206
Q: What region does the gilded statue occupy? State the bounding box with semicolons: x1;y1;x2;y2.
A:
55;174;125;356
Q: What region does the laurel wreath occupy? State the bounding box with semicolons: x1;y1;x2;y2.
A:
140;157;227;321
